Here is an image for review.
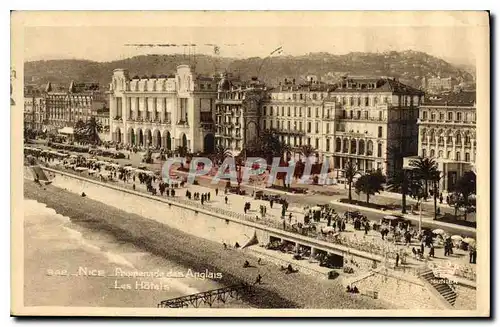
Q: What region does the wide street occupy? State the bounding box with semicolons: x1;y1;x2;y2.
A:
28;141;476;239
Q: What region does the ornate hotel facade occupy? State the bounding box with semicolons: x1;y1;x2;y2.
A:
214;75;267;155
43;81;106;130
108;65;218;153
259;77;424;178
415;91;476;192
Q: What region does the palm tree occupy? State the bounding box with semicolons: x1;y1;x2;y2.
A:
73;119;86;143
298;144;316;160
452;171;476;221
430;170;442;220
344;160;359;202
387;169;409;214
409;157;439;199
354;170;385;204
175;145;189;169
82;117;102;145
213;145;232;166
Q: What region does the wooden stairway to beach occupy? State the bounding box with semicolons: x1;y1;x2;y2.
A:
157;283;253;308
419;269;457;307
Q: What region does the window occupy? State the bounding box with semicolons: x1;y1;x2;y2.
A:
342;110;347;118
315;138;319;149
307;137;311;145
281;107;285;116
379;111;383;121
439;113;445;121
430;149;435;157
270;120;274;129
357;111;361;119
294;107;297;117
300;94;303;100
456;134;462;146
422;149;427;157
335;138;342;152
456;152;461;161
364;111;369;119
299;122;303;131
343;139;349;153
422;111;428;120
307;122;311;133
367;140;374;155
350;139;357;154
312;93;317;100
431;112;436;121
287;121;291;130
456;112;462;121
326;123;330;134
349;111;353;119
465;152;470;162
447;135;453;144
447;151;451;159
358;140;365;155
287;107;291;116
364;97;369;106
307;107;311;117
377;143;382;157
315;122;319;133
315;107;319;118
448;112;453;121
326;139;330;152
378;126;383;138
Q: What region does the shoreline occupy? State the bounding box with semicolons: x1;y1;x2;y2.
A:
24;180;387;310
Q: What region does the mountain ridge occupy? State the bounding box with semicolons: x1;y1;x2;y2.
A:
24;51;474;90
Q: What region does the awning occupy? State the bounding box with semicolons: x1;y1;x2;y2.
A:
58;127;74;135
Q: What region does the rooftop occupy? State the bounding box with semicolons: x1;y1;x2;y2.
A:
422;91;476;107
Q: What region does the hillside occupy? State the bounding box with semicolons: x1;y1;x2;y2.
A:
24;50;474;90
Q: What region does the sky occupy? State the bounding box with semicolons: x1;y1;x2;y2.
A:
18;12;486;66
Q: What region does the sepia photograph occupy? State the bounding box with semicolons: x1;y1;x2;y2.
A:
10;10;490;317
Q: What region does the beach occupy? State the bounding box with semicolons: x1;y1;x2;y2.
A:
24;180;388;309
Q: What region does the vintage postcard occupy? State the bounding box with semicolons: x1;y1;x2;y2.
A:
11;11;490;317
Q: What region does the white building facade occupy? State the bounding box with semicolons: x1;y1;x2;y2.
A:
417;91;476;192
109;65;218;153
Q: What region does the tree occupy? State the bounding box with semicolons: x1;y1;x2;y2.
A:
298;144;316;160
344;160;359;202
354;170;385;204
175;145;189;169
73;119;86;143
409;157;439;198
83;117;102;145
430;170;442;220
387;169;409;214
213;145;232;166
451;171;477;221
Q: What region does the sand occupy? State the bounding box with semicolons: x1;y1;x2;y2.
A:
24;180;388;310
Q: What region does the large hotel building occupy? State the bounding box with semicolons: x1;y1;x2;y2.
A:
108;65;218;153
258;76;424;177
108;66;477;186
410;91;476;192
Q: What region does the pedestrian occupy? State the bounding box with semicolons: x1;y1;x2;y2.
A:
215;188;219;196
395;253;400;267
254;274;262;285
429;245;435;258
171;189;175;197
439;193;443;204
289;212;292;223
270;199;274;209
208;192;211;201
342;221;346;232
420;242;424;255
166;189;170;197
225;196;228;205
132;184;136;190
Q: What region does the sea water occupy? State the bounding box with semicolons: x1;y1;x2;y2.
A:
23;199;250;308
